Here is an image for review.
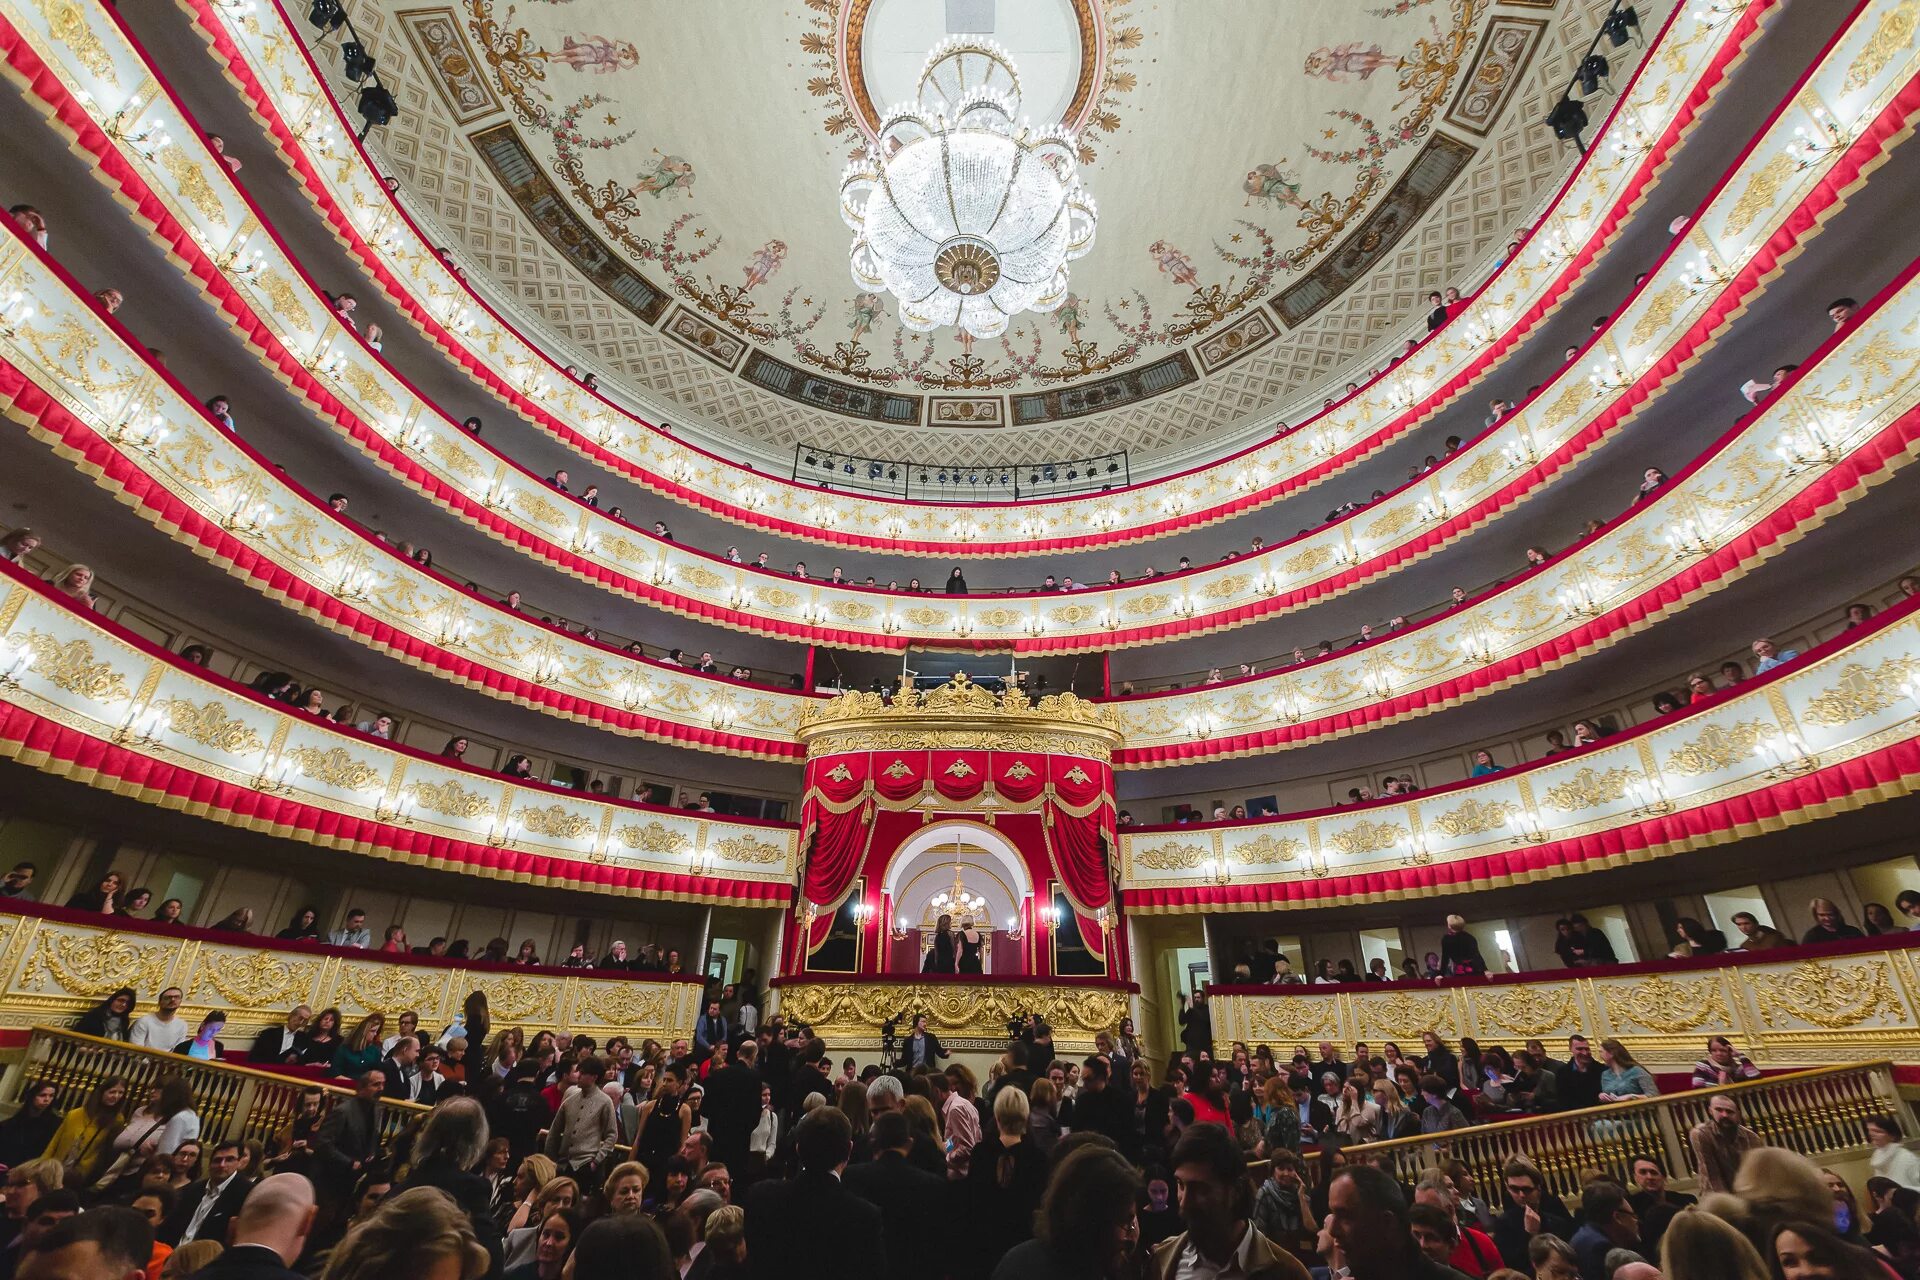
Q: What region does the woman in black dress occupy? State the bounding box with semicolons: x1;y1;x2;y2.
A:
923;914;956;974
957;919;985;974
945;566;968;595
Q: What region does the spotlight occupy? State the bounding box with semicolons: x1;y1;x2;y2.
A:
1600;4;1640;46
968;473;979;485
1066;469;1079;481
938;471;950;485
918;471;929;484
887;467;898;481
1577;53;1610;97
1029;473;1039;485
804;453;818;467
1547;97;1589;148
998;473;1008;486
1106;461;1120;474
341;39;376;82
356;82;399;135
307;0;343;29
843;462;854;475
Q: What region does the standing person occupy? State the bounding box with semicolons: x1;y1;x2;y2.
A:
922;915;956;974
545;1059;617;1189
743;1109;882;1280
898;1015;947;1072
398;1097;504;1273
844;1113;947;1275
312;1072;383;1226
945;567;968;595
1324;1164;1467;1280
956;920;985;975
1177;993;1212;1061
702;1041;764;1179
1150;1123;1311;1279
1689;1094;1762;1193
964;1088;1050;1274
632;1065;691;1189
1439;916;1486;977
990;1145;1141;1280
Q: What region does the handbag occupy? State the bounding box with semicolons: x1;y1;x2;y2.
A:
91;1117;164;1194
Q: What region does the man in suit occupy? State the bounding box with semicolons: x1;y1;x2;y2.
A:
248;1006;310;1064
190;1175;315;1280
1062;1055;1129;1146
702;1038;764;1176
161;1141;253;1247
744;1107;883;1280
312;1071;383;1227
380;1037;424;1104
897;1015;945;1072
844;1112;946;1273
693;1001;729;1059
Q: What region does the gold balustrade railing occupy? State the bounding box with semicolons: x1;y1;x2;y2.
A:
7;1027;426;1154
1322;1062;1911;1203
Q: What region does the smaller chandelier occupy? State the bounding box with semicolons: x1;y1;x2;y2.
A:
840;38;1098;340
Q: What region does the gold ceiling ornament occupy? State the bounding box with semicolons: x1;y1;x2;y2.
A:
798;672;1122;760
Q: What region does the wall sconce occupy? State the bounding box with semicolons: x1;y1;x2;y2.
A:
1503;432;1539;471
0;641;33;690
1664;517;1715;560
850;900;875;924
1558;581;1605;620
107;413;171;457
1507;807;1548;845
707;700;738;732
1198;858;1231;886
1185;711;1217;741
1791;108;1845;168
486;816;520;848
112;702;167;747
1606;107;1659;161
220;493;271;536
1587;355;1632;394
619;676;653;712
375;792;418;824
335;565;375;603
1771;422;1844;473
1679;254;1735;296
250;755;294;795
1628;774;1674;817
0;291;35;341
1759;727;1819;777
890;916;910;942
1038;903;1063;929
103;100;173;160
1400;833;1432;868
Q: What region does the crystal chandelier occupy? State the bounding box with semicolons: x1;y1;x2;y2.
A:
840;38;1098;340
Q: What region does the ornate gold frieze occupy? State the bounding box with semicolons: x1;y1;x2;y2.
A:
1540;766;1638;813
798;674;1122;761
1800;659;1916;727
18;632;129;702
716;834;786;865
1428;798;1514;839
1135;841;1206;871
777;980;1129;1043
1602;974;1732;1035
1326;820;1407;858
1664;721;1772;776
156;697;266;756
408;778;495;819
616;821;691;856
286;745;384;793
1471;986;1577;1038
516;803;595;840
1233;834;1304;865
1748;960;1909;1029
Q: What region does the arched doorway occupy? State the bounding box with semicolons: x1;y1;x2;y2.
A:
881;822;1034;975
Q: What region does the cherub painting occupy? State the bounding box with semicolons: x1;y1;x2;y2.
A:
742;240;788;289
1243;162;1302;208
1054;293;1087;344
1303;42;1400;82
849;292;886;340
1147;241;1198;288
629;151;695;199
553;34;639;74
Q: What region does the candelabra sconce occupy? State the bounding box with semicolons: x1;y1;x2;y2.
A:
396;423;431;455
1198;858;1232;886
1314;431;1340;460
215;246;265;278
1792;108;1845;169
1539;225;1580;266
1004;914;1027;942
1173;596;1200;620
1688;0;1748;29
1588;355;1632;394
1416;496;1451;524
1023;614;1047;637
486;817;520;848
1270;691;1303;725
880;614;901;636
1037;903;1063;930
1628;776;1675;818
1400;833;1433;868
706;700;739;732
1760;728;1820;778
569;532;598;557
1456;630;1499;668
951;616;975;639
646;561;674;589
1899;676;1920;713
618;678;653;713
688;849;714;877
849;900;875;925
310;351;346;381
0;291;36;341
112;704;167;748
1388;380;1417;412
374;792;418;824
1508;809;1550;845
1606;108;1659;162
103;102;173;161
211;0;258;14
527;655;565;688
889;916;910;942
0;643;31;691
1362;665;1395;701
1185;712;1218;742
335;566;375;603
107;413;171;457
1465;308;1506;348
1771;424;1845;475
1680;255;1735;296
220;495;271;537
435;617;471;650
250;757;294;795
1503;436;1540;472
1664;517;1716;560
1558;584;1606;620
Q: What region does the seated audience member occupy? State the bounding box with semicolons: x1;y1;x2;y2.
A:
248;1007;310;1069
15;1206;150;1280
1731;910;1789;950
1324;1163;1455;1280
1801;897;1866;944
1668;916;1727;958
1568;1181;1639;1280
1492;1158;1575;1271
1690;1035;1760;1089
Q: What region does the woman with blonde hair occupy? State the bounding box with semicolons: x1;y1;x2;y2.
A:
50;564;97;609
321;1185;491;1280
502;1176;578;1268
332;1014;386;1077
1659;1208;1768;1280
965;1086;1048;1268
600;1161;647;1215
159;1240;224;1279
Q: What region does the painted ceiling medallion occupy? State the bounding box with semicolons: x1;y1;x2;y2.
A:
841;38;1098;339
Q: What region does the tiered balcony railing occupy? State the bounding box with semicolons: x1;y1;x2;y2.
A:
180;0;1767;555
0;0;1871;651
9;1028;426;1152
1119;593;1920;906
0;898;706;1048
0;564;800;901
1326;1062;1914;1201
1205;935;1920;1069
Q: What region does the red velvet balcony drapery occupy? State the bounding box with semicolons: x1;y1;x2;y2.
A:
798;749;1114;913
